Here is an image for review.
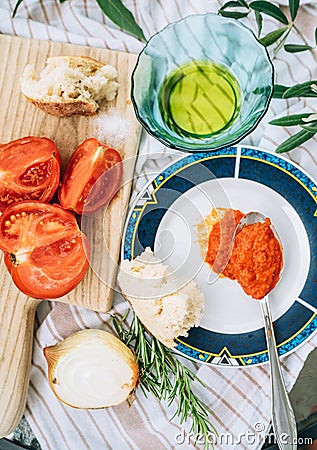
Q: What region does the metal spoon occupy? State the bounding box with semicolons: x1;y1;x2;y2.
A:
237;212;297;450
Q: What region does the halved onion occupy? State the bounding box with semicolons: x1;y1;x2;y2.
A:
44;329;139;409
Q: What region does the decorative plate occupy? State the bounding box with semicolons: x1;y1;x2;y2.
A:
122;146;317;366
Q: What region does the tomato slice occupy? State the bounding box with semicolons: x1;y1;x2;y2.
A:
0;137;61;213
59;138;123;215
0;201;89;299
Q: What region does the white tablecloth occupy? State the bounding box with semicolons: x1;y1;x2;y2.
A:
1;1;317;449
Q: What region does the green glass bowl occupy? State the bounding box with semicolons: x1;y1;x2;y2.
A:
131;13;274;152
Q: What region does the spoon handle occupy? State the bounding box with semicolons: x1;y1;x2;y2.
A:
260;296;297;450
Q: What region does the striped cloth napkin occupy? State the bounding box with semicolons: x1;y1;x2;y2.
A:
1;1;317;449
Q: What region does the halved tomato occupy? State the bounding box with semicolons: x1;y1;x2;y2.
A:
59;138;123;215
0;137;61;213
0;201;89;299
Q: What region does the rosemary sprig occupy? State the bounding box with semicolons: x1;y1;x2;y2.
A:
113;311;217;449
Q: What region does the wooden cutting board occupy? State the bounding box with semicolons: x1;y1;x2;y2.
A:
0;34;141;437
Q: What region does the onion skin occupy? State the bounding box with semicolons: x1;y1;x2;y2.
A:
44;329;139;409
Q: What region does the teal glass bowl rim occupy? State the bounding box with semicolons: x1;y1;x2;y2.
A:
131;13;275;153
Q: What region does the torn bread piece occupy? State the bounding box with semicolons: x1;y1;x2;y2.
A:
20;56;118;116
118;247;204;348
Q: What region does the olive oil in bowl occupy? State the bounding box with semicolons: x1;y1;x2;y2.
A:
158;61;241;138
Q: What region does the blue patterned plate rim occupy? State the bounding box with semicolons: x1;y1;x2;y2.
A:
121;145;317;367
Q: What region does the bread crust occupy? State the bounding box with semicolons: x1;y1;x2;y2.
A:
21;55;115;117
47;55;105;72
24;95;97;116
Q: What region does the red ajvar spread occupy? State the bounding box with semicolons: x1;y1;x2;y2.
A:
205;209;283;299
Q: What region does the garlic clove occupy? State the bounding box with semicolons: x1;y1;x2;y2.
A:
44;329;139;409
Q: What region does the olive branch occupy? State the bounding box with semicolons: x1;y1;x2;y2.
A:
12;0;317;152
12;0;146;42
217;0;317;153
270;83;317;153
218;0;317;58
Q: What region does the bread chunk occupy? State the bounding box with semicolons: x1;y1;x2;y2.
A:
118;247;204;348
20;56;118;116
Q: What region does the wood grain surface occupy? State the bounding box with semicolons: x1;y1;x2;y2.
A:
0;34;141;436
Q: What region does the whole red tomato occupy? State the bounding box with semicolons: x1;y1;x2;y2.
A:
0;137;60;213
59;138;123;215
0;201;89;299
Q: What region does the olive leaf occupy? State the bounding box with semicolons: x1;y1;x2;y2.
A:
218;0;250;19
284;44;313;53
236;0;249;6
96;0;146;41
269;113;312;126
273;84;289;98
259;27;288;47
302;113;317;123
219;0;247;8
289;0;300;21
300;122;317;133
14;0;68;15
282;81;317;98
273;27;291;55
217;0;317;155
218;9;249;18
12;0;24;17
255;11;263;37
275;129;316;153
13;0;146;41
249;1;289;25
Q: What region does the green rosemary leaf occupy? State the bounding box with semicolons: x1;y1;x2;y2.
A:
96;0;146;41
218;9;249;18
269;113;312;126
289;0;300;21
259;27;288;47
12;0;24;17
284;44;313;53
249;1;289;24
276;129;315;153
112;317;122;336
273;84;289;98
113;311;217;448
255;11;263;37
59;0;68;3
283;81;317;98
315;27;317;46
